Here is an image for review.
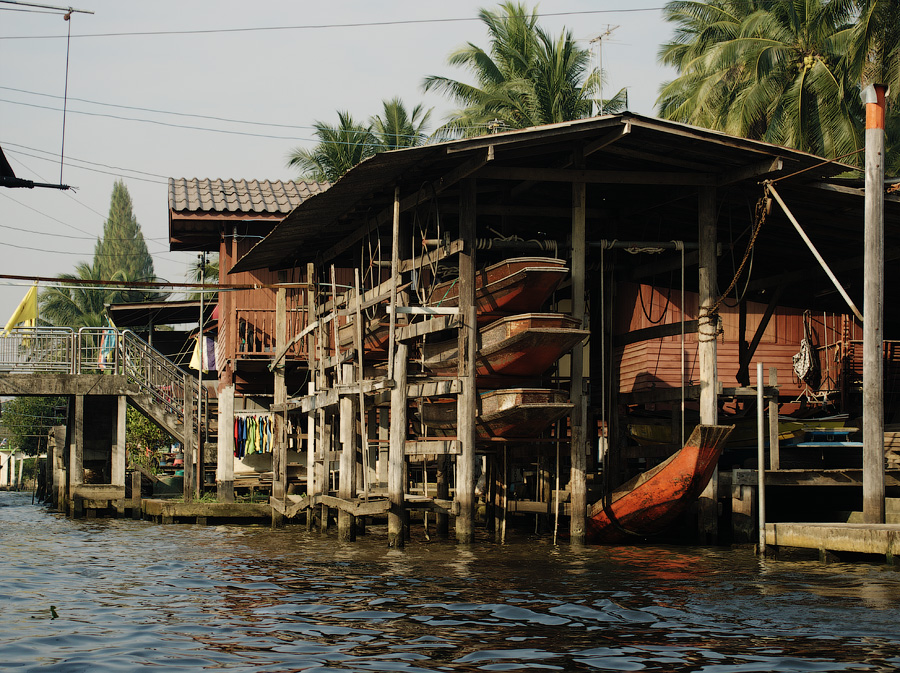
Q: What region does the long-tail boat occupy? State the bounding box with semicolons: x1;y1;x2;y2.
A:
586;424;734;543
429;257;568;323
417;388;572;439
422;313;588;383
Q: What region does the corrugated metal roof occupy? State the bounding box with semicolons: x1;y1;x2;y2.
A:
168;178;328;215
231;112;867;275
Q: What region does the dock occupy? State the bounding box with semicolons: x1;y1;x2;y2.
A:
766;523;900;563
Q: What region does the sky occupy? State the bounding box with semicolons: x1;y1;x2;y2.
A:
0;0;675;323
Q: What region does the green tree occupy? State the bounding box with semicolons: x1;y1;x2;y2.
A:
848;0;899;176
423;2;624;138
371;97;432;150
656;0;863;162
126;405;170;470
39;260;111;329
287;111;376;182
1;396;66;455
94;180;161;304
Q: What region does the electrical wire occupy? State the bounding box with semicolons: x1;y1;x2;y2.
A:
0;8;666;40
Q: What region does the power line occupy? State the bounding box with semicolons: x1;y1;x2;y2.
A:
0;8;664;40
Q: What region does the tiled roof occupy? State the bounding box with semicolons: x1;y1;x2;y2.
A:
168;178;328;215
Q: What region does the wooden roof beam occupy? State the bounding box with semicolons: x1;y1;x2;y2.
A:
320;147;494;263
476;165;717;185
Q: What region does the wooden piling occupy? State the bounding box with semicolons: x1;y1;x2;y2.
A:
863;83;887;523
339;363;357;541
388;343;408;547
456;178;477;544
697;186;719;540
273;285;287;504
570;173;587;544
183;376;194;504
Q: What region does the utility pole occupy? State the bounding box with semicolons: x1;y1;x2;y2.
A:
590;25;619;115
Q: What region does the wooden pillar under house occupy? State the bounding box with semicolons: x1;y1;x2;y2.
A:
456;177;477;544
338;363;357;541
569;168;588;544
305;262;317;529
272;284;288;524
697;186;719;541
183;376;195;505
388;343;408;547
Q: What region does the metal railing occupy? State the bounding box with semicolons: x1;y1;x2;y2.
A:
0;327;76;373
0;326;207;436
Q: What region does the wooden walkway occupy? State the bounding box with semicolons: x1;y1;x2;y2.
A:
765;522;900;562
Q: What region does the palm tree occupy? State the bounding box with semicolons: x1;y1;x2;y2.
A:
371;97;432;150
657;0;863;162
848;0;899;176
287;111;376;182
423;1;623;139
39;260;114;329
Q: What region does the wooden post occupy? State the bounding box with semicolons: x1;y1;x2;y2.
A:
378;407;389;490
131;469;142;520
570;173;588;544
113;395;127;516
319;411;330;533
756;362;766;555
69;394;84;514
217;384;235;502
183;376;194;504
697;186;719;540
339;363;357;541
273;285;287;506
306;380;316;529
863;83;887;524
768;367;780;470
388;343;408;547
456;177;477;544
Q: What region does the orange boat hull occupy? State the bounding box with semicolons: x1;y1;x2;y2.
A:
430;257;567;323
587;425;734;543
422;313;588;383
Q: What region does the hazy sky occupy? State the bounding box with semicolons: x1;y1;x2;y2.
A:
0;0;675;322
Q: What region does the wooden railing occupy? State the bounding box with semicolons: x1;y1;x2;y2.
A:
235;307;309;359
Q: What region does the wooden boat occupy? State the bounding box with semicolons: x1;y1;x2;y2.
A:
422;313;588;382
587;424;734;543
338;314;391;359
417;388;572;439
429;257;568;323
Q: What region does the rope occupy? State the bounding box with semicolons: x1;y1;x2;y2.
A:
700;191;770;341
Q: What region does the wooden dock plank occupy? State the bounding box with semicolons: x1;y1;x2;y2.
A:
766;522;900;559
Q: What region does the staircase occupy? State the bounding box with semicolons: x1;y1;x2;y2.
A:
0;326;215;464
120;331;217;472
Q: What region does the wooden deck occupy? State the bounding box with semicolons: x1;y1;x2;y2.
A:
765;522;900;562
142;499;271;524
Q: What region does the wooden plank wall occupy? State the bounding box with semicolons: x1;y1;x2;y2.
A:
614;282;861;397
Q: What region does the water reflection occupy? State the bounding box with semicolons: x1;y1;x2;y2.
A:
2;490;899;672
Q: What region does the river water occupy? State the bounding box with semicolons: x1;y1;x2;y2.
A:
2;491;899;672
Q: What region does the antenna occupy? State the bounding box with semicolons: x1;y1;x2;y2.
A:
590;25;619;115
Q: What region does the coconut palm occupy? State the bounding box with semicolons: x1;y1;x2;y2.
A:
848;0;899;176
423;1;623;139
657;0;863;162
39;260;115;329
371;97;432;150
287;111;377;182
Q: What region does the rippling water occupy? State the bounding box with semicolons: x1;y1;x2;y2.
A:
2;491;899;672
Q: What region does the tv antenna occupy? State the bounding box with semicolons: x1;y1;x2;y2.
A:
590;25;619;115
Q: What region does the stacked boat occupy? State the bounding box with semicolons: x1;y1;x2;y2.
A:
416;257;587;440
